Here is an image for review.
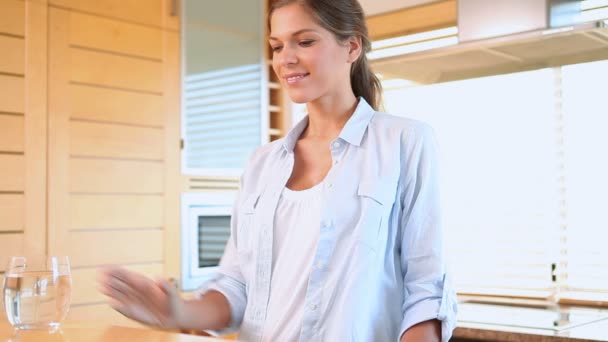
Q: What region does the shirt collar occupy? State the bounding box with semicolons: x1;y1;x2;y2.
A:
282;97;375;153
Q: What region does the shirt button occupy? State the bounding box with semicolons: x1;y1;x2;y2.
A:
309;304;318;311
332;142;341;149
327;183;333;188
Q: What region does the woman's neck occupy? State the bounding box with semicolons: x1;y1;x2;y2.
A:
303;93;358;140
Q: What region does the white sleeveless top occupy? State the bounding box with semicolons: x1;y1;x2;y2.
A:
261;182;323;342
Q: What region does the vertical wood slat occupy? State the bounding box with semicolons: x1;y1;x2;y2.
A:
69;84;164;126
0;36;25;74
69;121;164;160
0;155;25;192
0;75;25;113
69;195;163;229
0;115;24;152
49;0;165;29
0;0;25;36
70;47;163;93
69;11;162;60
48;7;71;256
24;0;48;257
0;194;24;232
69;159;164;194
163;30;181;278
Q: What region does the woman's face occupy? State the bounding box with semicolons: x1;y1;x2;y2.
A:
269;4;357;104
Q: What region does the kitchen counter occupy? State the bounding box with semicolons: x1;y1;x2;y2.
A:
453;301;608;342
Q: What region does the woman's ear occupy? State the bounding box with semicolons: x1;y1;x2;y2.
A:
347;36;363;63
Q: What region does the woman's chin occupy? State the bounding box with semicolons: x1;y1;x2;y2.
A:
286;90;315;104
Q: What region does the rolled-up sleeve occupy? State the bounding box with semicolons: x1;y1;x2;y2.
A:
398;123;458;342
195;178;248;334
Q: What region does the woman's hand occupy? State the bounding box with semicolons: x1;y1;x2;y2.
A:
97;266;184;329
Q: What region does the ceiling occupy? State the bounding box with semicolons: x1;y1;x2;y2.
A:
359;0;438;16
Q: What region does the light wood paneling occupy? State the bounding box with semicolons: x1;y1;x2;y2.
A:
366;0;457;40
0;115;24;152
49;0;165;29
69;158;163;194
23;0;48;256
67;230;163;266
0;0;24;36
70;84;164;126
69;12;162;60
0;36;24;74
71;47;163;93
163;31;181;278
162;0;179;31
70;195;163;229
71;263;163;304
67;303;139;327
0;194;24;232
0;233;24;271
70;121;164;160
0;155;24;192
0;75;24;113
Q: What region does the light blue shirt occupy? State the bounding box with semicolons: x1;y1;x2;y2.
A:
200;98;458;341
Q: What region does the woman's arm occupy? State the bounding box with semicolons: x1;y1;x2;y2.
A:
400;319;441;342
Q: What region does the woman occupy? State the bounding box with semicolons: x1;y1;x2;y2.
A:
98;0;457;341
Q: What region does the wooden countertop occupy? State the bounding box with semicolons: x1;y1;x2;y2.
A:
0;321;231;342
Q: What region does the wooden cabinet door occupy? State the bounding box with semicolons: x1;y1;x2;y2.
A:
47;0;180;324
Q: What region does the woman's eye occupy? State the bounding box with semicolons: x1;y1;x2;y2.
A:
271;46;283;52
299;40;314;47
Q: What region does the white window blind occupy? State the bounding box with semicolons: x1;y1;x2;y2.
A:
384;57;608;301
198;215;231;267
560;59;608;301
384;69;563;298
183;64;263;173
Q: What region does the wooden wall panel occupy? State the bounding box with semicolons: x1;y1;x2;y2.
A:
70;84;164;126
0;36;24;74
67;304;139;327
0;0;25;36
0;115;24;152
69;195;163;229
0;155;25;192
70;121;164;160
69;12;162;60
0;75;24;113
49;0;165;29
71;263;163;304
69;159;163;193
0;194;24;232
67;230;163;266
71;48;163;93
0;234;24;271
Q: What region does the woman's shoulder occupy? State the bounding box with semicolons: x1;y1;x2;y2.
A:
370;111;436;139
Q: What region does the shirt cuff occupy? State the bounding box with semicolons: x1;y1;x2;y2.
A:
195;274;247;335
398;275;458;342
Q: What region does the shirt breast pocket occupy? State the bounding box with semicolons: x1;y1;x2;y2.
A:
356;178;397;251
236;193;260;258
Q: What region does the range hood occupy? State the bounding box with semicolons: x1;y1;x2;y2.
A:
370;0;608;84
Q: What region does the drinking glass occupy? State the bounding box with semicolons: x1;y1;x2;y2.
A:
2;256;72;330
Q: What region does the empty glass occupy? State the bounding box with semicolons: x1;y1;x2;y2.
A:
2;256;72;330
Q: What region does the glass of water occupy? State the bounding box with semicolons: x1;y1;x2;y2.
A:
2;256;72;330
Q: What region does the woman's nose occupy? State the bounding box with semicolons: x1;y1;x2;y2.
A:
278;45;297;66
